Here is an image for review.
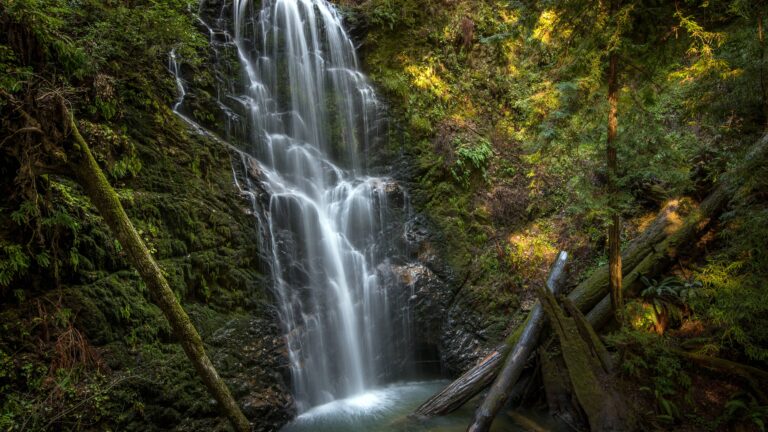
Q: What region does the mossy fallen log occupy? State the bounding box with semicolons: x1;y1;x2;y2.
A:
540;345;582;426
563;298;612;372
672;349;768;404
586;134;768;328
65;111;251;432
414;203;685;418
506;411;549;432
414;252;568;418
413;344;506;417
413;203;686;418
416;134;768;419
538;288;628;431
466;252;568;432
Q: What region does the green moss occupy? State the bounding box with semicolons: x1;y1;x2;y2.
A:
0;1;270;428
66;271;169;345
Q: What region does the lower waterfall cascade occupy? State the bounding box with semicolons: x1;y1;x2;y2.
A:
172;0;418;415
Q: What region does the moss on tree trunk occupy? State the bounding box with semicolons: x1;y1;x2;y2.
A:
538;288;629;431
65;113;251;432
466;252;568;432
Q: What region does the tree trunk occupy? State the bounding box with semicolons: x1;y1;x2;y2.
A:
413;345;506;417
415;134;768;418
540;345;583;426
606;9;623;324
466;252;568;432
672;349;768;404
414;253;568;419
759;9;767;127
563;297;613;372
65;113;251;432
538;288;628;431
583;134;768;326
413;199;685;418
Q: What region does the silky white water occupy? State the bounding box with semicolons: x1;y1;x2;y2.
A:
280;380;567;432
170;0;415;413
168;2;575;429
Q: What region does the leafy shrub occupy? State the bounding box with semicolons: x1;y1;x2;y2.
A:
690;160;768;363
451;137;493;188
607;328;692;424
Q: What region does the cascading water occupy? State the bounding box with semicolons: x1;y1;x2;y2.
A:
170;2;574;430
172;0;416;415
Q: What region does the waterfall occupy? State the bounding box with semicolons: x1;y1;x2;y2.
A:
172;0;414;413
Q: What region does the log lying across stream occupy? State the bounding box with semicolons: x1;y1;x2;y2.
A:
413;199;689;419
414;134;768;420
466;252;568;432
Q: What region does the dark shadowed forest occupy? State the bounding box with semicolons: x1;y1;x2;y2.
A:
1;0;767;431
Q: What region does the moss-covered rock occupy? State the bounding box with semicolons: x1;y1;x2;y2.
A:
0;1;290;429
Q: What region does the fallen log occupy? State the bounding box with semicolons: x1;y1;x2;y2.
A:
506;411;549;432
413;202;685;418
540;344;582;426
415;133;768;418
586;133;768;327
537;288;628;431
673;349;768;404
414;252;568;418
466;252;568;432
413;347;504;417
563;297;612;372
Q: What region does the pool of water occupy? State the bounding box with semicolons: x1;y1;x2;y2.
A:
281;380;567;432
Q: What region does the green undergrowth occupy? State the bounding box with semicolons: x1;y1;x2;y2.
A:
607;327;768;431
346;0;767;353
0;0;275;429
690;150;768;364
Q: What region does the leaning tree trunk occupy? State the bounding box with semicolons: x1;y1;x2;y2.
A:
606;42;623;324
413;346;506;417
413;200;685;418
65;113;251;432
466;252;568;432
414;133;768;418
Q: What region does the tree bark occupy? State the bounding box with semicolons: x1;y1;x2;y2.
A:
466;252;568;432
538;288;627;431
413;344;507;417
540;345;583;426
415;134;768;418
563;297;612;372
65;113;251;432
606;3;623;324
759;9;767;128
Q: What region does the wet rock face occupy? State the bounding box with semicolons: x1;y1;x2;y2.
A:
440;306;494;374
209;314;295;431
391;263;446;350
395;262;488;376
395;208;491;377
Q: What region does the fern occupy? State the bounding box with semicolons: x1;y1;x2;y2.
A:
0;244;30;287
451;137;494;188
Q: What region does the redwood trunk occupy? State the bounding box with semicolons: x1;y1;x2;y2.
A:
607;23;623;324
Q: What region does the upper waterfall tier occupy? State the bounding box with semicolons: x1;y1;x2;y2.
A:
176;0;414;413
